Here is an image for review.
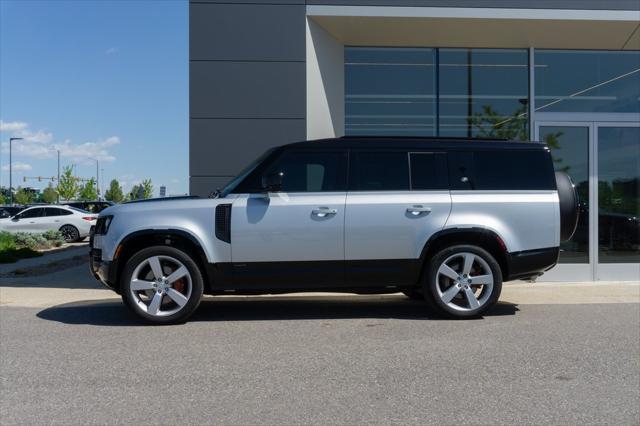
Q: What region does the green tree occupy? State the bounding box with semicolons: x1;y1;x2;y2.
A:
104;179;124;203
41;184;58;204
0;191;6;205
57;166;79;201
129;184;142;201
14;187;34;205
469;104;529;141
79;178;98;201
141;179;154;199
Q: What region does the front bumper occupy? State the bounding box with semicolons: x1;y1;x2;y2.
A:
90;248;119;293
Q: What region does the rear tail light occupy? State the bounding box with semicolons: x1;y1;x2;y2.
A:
82;216;96;221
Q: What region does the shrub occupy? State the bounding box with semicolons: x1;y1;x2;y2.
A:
0;231;17;252
43;230;65;246
9;232;63;250
0;232;43;264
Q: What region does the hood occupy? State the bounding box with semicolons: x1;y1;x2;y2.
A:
99;194;237;217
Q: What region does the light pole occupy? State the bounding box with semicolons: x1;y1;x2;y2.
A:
9;137;24;205
56;150;60;204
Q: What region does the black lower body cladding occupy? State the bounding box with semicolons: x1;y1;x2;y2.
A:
507;247;560;280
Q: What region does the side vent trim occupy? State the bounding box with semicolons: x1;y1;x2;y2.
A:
215;204;232;243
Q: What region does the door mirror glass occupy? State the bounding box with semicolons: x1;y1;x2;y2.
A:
261;172;283;193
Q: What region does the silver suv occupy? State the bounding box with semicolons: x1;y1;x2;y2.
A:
90;137;578;324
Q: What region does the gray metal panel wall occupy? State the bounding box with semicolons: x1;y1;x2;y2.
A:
191;119;306;176
190;62;305;119
189;1;306;196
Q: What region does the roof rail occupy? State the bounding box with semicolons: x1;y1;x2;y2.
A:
339;135;510;142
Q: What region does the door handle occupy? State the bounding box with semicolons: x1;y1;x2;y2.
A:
312;207;337;217
406;205;432;216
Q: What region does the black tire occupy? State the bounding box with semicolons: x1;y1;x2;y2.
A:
424;245;502;318
121;245;204;324
402;289;424;300
59;224;80;243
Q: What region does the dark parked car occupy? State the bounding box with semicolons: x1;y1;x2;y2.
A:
64;201;114;214
0;206;26;219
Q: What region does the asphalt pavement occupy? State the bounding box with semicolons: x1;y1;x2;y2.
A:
1;289;639;425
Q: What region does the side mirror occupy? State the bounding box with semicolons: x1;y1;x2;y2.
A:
11;216;20;222
261;172;283;193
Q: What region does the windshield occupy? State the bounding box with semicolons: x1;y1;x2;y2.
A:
219;148;276;197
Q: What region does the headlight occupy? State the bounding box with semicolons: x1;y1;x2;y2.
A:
95;215;113;235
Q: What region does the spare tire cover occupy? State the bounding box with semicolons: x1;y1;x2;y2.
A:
555;172;579;242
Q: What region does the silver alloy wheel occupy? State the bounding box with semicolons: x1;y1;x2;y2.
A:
129;255;192;317
435;252;494;312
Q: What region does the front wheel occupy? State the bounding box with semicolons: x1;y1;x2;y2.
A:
424;245;502;318
121;246;204;324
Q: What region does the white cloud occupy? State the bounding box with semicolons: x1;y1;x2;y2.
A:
56;136;121;163
0;122;119;163
17;128;54;143
105;47;119;55
0;121;28;132
1;162;32;172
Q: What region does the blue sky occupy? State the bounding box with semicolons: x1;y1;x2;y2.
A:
0;0;188;196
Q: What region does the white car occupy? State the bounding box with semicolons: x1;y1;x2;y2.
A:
0;205;97;242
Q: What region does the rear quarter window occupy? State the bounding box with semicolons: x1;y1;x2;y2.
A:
474;150;556;190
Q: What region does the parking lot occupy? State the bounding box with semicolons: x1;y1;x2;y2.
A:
1;261;639;425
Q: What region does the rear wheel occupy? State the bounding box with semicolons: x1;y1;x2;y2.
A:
424;245;502;318
59;224;80;243
121;246;204;324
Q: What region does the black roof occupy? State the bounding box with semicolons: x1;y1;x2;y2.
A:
285;136;547;151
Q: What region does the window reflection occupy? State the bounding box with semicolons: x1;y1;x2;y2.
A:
344;47;529;139
535;50;640;113
345;47;436;136
438;49;529;140
541;126;590;263
598;127;640;263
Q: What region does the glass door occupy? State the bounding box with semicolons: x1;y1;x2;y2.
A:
536;121;640;281
596;124;640;281
536;123;593;281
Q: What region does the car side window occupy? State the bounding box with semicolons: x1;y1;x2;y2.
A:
45;208;72;217
18;208;43;219
265;150;348;192
349;151;409;191
474;150;556;190
409;152;449;190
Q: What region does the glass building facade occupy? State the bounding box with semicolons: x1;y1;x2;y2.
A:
346;48;640;280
